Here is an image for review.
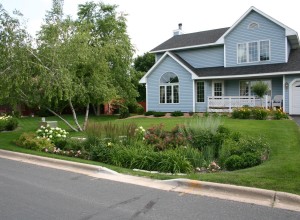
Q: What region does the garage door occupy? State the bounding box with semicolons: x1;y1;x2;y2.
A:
292;81;300;115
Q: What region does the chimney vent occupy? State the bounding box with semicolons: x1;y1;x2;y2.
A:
178;23;182;30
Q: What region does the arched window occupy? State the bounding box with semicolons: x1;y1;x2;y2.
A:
159;72;179;103
248;22;259;29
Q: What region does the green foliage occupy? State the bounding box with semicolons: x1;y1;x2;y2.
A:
252;81;269;98
144;111;156;116
16;132;54;151
136;105;145;115
4;117;19;131
224;155;244;171
86;122;137;144
232;108;251;119
181;116;230;161
0;115;18;131
252;108;268;120
119;106;130;119
272;108;289;120
232;107;270;120
133;53;155;102
0;1;137;132
153;111;165;117
171;111;184;117
220;137;270;170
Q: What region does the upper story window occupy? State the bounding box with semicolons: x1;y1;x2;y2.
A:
237;40;270;64
248;22;259;29
160;72;179;104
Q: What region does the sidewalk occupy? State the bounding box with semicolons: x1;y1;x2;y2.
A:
0;149;300;212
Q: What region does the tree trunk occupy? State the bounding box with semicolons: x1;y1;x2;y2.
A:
97;104;101;116
69;100;83;131
46;107;78;132
83;103;90;131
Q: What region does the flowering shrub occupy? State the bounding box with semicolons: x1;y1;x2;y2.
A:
135;126;146;140
232;108;251;119
16;132;54;151
144;124;187;150
36;125;68;143
232;107;271;120
0;115;18;131
272;108;289;120
251;108;269;120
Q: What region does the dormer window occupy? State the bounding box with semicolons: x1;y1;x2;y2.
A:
237;40;270;64
160;72;179;103
248;22;259;29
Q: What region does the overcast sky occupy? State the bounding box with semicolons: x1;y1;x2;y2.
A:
1;0;299;56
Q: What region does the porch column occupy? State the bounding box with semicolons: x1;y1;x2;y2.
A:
283;75;286;112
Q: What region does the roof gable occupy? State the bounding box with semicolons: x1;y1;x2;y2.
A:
139;52;197;83
216;6;299;48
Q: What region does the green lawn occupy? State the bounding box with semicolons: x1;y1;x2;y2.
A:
1;115;300;195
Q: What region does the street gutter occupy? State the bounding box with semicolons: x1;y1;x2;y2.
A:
0;149;299;212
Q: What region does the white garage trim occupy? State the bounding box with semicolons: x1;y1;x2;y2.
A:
289;78;300;115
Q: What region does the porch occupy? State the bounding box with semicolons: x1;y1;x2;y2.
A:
207;96;271;112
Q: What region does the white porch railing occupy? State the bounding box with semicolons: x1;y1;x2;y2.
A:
207;96;270;112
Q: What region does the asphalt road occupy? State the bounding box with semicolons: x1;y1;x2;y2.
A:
1;158;300;220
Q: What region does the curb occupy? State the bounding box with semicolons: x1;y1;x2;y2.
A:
163;179;300;212
0;149;119;175
1;149;299;212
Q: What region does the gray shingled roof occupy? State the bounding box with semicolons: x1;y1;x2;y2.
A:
151;27;229;52
192;49;300;77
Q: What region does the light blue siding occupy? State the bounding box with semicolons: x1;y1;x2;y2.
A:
155;53;164;62
285;74;300;113
147;56;193;112
177;46;224;68
225;11;286;67
224;80;239;96
272;77;283;98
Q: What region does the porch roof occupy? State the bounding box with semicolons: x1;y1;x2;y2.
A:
193;49;300;78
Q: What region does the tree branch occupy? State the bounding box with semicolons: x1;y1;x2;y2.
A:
69;99;83;131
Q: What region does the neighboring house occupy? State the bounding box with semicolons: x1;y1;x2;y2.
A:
139;7;300;115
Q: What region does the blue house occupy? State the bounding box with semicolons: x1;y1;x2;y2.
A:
139;7;300;115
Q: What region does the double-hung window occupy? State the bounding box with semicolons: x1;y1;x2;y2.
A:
196;81;205;102
160;72;179;104
237;40;270;64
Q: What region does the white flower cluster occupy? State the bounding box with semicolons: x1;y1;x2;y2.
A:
135;126;146;134
36;125;68;141
0;115;12;121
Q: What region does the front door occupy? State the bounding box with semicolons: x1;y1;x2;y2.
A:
292;81;300;115
212;80;224;97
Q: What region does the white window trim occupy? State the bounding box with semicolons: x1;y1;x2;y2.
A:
196;81;205;103
159;72;180;104
212;80;224;97
236;40;271;64
159;84;180;104
239;79;272;98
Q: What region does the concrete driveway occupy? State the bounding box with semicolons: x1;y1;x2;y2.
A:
291;115;300;126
